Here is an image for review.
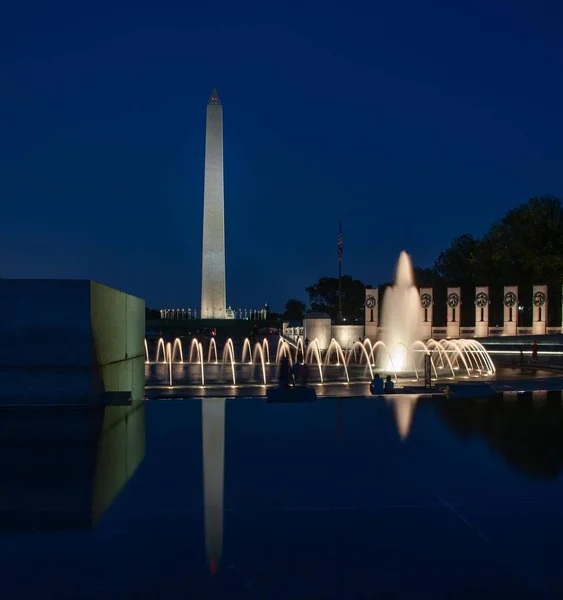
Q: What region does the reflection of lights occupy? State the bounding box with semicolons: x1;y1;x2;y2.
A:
518;305;524;311
488;350;563;355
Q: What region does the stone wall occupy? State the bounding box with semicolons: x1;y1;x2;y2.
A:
0;279;145;407
331;324;364;349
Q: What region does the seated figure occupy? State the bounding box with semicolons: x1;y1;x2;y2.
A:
370;373;384;395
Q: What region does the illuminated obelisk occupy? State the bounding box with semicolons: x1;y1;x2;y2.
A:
201;88;226;319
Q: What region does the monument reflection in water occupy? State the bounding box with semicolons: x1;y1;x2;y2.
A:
200;390;563;571
202;398;225;574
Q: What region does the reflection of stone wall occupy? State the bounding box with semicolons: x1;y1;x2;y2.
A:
0;280;145;407
0;280;146;529
0;403;145;529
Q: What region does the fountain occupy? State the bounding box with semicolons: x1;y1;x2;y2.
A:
374;251;496;380
144;251;495;389
380;251;421;372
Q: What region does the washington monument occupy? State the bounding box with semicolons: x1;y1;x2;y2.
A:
201;88;226;319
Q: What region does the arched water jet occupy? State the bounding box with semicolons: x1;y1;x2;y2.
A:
252;343;268;385
262;338;270;365
156;338;167;363
172;338;184;363
391;342;419;380
411;340;439;380
189;338;202;363
463;340;486;373
442;339;472;378
241;338;253;365
144;339;150;363
325;339;350;383
466;339;494;374
198;342;205;385
368;340;399;382
305;339;324;383
346;341;374;379
275;339;293;365
208;338;218;364
294;337;305;363
426;339;455;378
222;338;236;385
166;342;173;386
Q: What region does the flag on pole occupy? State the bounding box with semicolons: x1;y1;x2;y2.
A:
337;222;342;262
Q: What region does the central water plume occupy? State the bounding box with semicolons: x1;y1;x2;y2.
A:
380;251;421;372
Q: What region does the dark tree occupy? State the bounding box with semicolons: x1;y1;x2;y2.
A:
434;234;479;285
473;195;563;285
146;307;161;320
412;266;445;288
306;275;368;322
282;298;307;321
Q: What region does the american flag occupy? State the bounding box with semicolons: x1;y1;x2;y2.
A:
337;230;342;261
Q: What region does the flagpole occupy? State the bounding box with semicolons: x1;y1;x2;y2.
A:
337;218;343;323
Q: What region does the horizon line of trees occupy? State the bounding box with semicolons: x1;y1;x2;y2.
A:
282;195;563;326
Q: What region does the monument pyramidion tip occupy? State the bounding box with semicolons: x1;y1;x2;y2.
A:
208;88;221;105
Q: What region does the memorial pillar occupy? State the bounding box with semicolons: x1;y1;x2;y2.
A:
474;286;489;338
503;286;518;336
532;285;547;336
419;287;433;340
364;288;379;340
446;287;461;338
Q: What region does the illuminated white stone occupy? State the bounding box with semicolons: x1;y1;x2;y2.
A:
364;287;379;340
446;286;461;338
419;287;433;339
474;286;489;338
201;88;226;319
303;313;332;350
532;284;547;336
503;285;518;335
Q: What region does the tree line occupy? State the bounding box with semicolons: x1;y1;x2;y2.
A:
282;195;563;326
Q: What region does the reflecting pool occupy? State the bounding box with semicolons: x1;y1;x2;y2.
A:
2;392;563;598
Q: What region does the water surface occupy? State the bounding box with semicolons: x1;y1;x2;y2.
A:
2;393;563;599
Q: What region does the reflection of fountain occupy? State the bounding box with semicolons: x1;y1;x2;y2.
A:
389;395;419;440
202;398;225;574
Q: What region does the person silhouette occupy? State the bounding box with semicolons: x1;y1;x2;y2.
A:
370;373;384;395
278;356;290;388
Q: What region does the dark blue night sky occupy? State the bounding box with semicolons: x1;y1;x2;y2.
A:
1;0;562;310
